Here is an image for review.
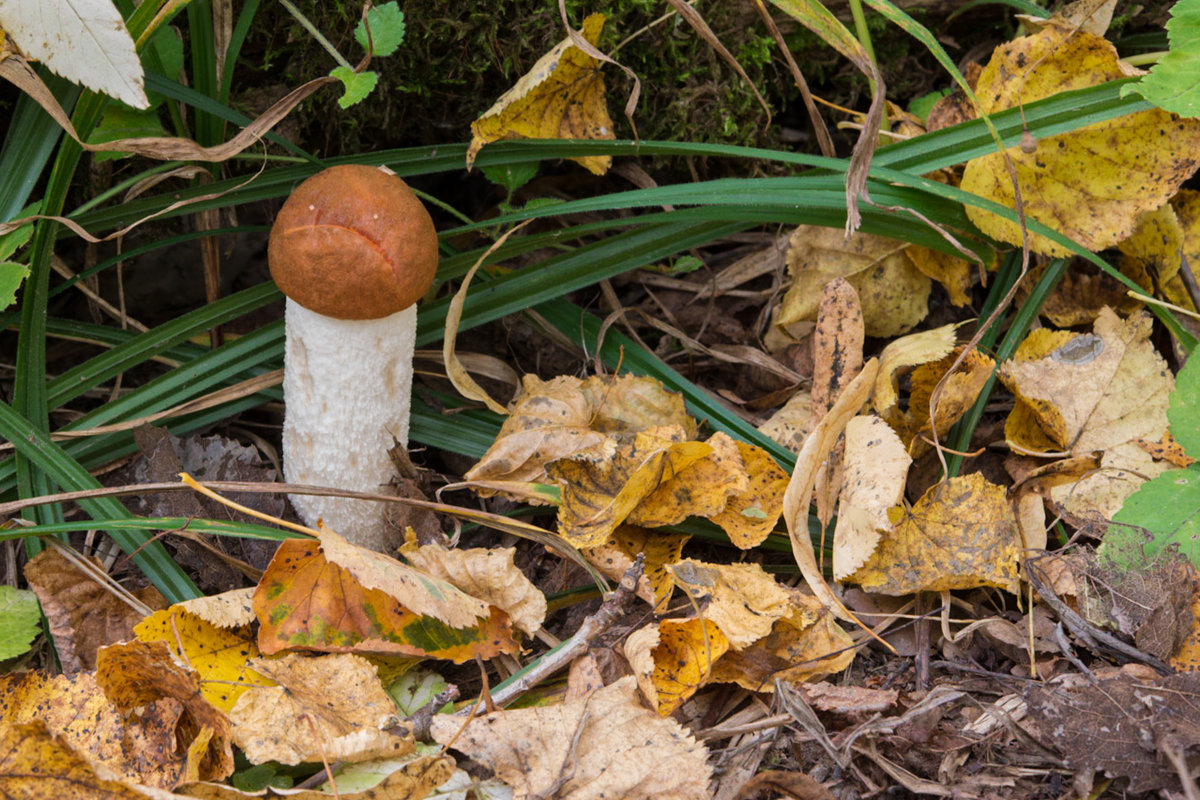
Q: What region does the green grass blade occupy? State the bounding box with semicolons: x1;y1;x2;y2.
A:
0;400;198;601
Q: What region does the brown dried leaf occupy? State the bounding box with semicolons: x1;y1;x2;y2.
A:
429;676;712;798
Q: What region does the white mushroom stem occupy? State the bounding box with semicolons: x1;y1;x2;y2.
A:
282;298;416;551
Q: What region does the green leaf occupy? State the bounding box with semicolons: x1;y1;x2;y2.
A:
0;261;30;310
909;88;952;122
1170;351;1200;455
1111;343;1200;567
480;161;539;194
85;105;169;161
1112;466;1200;566
330;66;379;108
0;205;37;261
0;586;41;661
1123;0;1200;117
354;2;405;56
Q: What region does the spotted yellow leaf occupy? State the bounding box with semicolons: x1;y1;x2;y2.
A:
961;27;1200;256
468;14;614;175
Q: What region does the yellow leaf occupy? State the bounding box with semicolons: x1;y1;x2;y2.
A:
872;323;958;420
584;525;690;611
961;28;1200;256
629;432;748;528
670;560;792;649
229;653;413;766
708;440;790;549
399;538;547;637
892;347;995;457
467;14;614;175
625;618;729;715
1118;204;1193;312
134;603;273;714
709;590;855;688
777;226;930;338
904;245;975;307
846;473;1022;594
465;373;694;492
551;426;710;548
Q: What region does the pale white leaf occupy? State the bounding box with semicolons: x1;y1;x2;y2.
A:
0;0;149;108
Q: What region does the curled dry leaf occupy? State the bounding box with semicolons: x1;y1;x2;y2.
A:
399;537;547;637
626;618;730;715
832;415;910;581
669;560;792;649
465;373;694;492
709;589;855;690
777;226;934;338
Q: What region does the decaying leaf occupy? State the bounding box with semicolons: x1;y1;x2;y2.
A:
23;547;165;672
584;525;689;610
253;538;517;662
95;639;235;782
467;14;614;175
960;26;1200;255
1000;308;1174;519
709;589;855;689
885;347;995;457
1118;203;1195;312
229;653;413;766
466;373;694;491
832;416;910;581
430;676;712;798
844;473;1022;595
399;536;547;637
0;670;183;789
670;560;792;649
777;226;932;338
625;618;730;715
134;604;273;714
872;324;959;422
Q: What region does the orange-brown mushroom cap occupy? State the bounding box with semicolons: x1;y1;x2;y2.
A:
268;164;438;320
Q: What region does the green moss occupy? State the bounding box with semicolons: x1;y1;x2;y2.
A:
237;1;786;158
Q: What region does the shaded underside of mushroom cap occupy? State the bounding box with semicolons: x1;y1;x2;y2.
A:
269;164;438;320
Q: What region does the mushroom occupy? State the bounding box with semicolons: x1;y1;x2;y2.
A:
268;164;438;551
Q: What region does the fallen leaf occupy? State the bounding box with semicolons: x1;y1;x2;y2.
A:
550;426;706;548
467;13;614;175
430;677;712;799
466;373;694;491
1025;671;1200;794
23;548;165;671
133;604;272;714
844;473;1022;595
253;538;517;662
626;617;730;715
670;560;793;649
1000;308;1174;520
399;537;547;637
886;347;995;457
584;525;689;610
95;639;234;782
0;720;185;800
961;27;1200;255
777;227;931;338
0;670;183;789
872;324;958;421
229;653;413;766
710;589;855;690
1118;203;1195;312
832;415;911;581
